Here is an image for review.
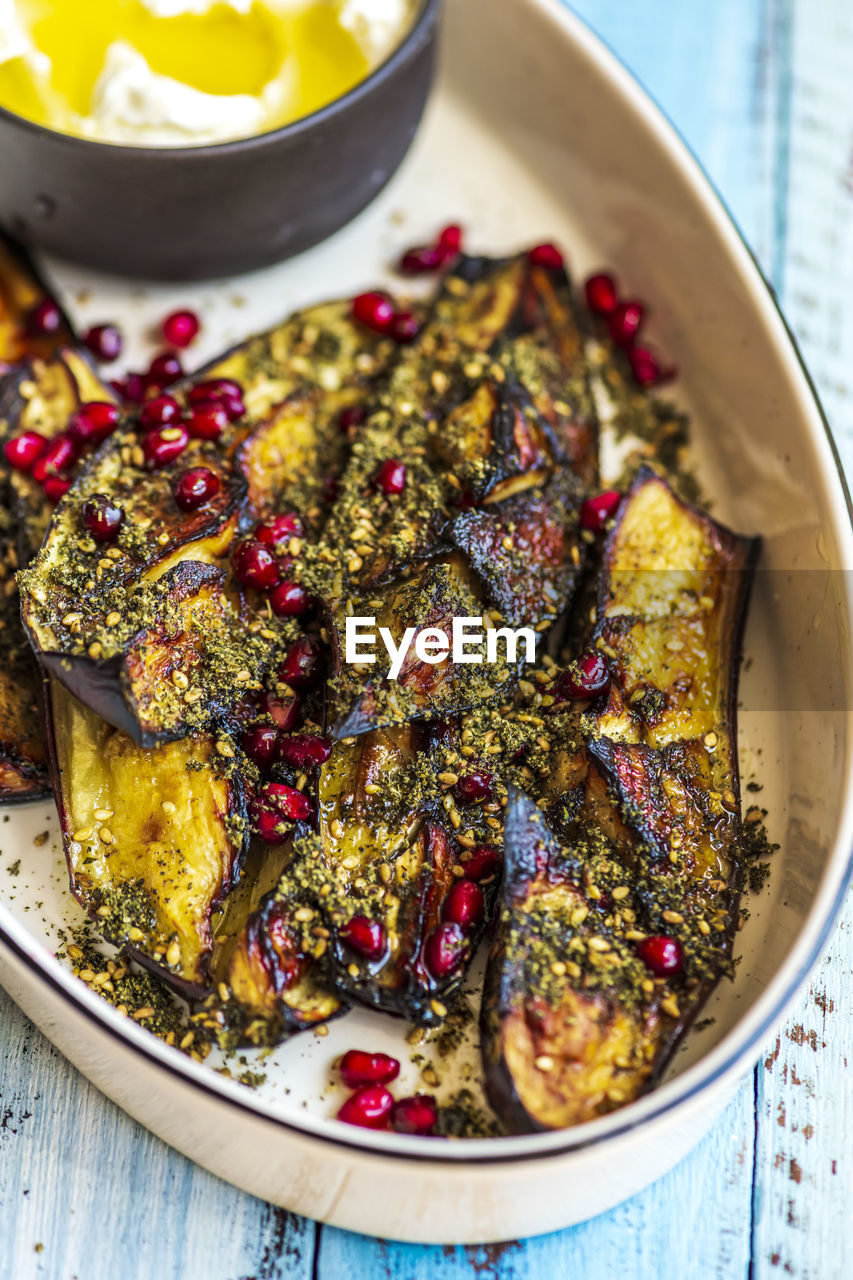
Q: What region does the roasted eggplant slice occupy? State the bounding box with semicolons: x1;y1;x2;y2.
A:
316;253;595;596
20;300;393;744
444;471;583;630
48;678;248;994
482;469;758;1131
208;887;345;1048
0;349;116;800
330;553;518;738
0;234;74;367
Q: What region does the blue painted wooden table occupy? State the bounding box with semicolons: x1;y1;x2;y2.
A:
2;1;852;1275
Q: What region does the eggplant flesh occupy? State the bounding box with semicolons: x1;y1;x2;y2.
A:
48;679;247;995
482;469;758;1132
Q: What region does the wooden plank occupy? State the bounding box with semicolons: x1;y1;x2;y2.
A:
0;987;316;1280
569;0;771;250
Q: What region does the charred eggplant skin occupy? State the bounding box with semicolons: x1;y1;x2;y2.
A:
483;470;759;1133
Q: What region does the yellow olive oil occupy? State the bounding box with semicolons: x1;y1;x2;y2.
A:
0;0;371;140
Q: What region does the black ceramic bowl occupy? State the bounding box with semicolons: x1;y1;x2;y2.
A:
0;0;440;280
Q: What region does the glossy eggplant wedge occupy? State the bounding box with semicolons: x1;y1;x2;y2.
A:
0;233;74;368
20;301;393;745
443;470;584;630
47;678;248;994
0;349;115;800
317;253;595;597
225;724;500;1030
482;468;758;1131
206;881;346;1048
330;553;518;739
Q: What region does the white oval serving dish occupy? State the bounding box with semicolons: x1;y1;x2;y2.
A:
1;0;853;1244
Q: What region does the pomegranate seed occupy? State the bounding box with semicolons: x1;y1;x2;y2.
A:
338;405;366;434
139;394;181;430
162;308;200;348
278;734;331;768
261;781;312;822
341;916;386;960
173;467;220;511
148;351;183;386
443;880;484;930
232;539;280;591
438;224;462;254
399;224;462;274
352;291;394;334
453;771;493;805
463;845;501;884
579;489;621;533
32;434;76;483
399;245;443;274
142;424;189;469
608;300;644;348
337;1085;393;1129
628;346;674;388
240;725;280;770
253;808;288;843
279;637;323;688
389;311;420;345
186;405;227;441
188;379;245;422
528;243;564;270
270;580;311;617
82;493;124;542
44;474;72;501
68;401;120;447
584;273;619;315
339;1050;400;1089
83;323;123;362
26;298;62;337
424;923;465;979
4;430;46;471
390;1094;438;1136
637;935;684;977
261;691;301;731
256;513;304;546
374;458;406;495
113;372;146;405
554;650;610;701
